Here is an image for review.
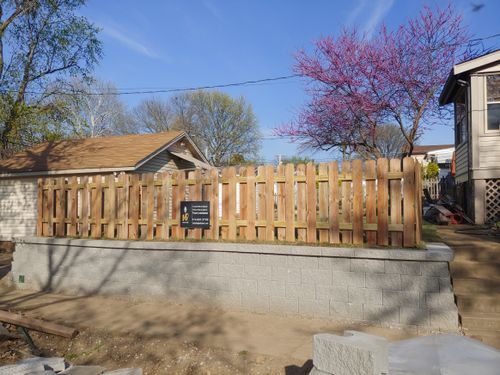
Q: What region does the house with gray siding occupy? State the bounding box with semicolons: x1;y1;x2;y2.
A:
439;50;500;224
0;131;212;239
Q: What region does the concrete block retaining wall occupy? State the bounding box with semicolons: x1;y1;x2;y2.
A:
11;237;458;331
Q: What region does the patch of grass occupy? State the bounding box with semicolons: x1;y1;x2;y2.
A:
422;221;441;242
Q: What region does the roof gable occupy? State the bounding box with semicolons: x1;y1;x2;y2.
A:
0;131;200;176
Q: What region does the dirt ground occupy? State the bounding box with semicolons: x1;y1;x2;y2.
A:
0;249;418;374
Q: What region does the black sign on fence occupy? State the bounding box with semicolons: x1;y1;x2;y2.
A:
180;201;210;228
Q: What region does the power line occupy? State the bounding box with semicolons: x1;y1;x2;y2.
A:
0;74;304;96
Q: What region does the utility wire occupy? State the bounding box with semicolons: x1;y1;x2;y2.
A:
1;32;499;97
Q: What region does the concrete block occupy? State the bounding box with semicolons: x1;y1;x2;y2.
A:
401;275;439;292
312;331;388;375
244;264;272;279
350;259;385;274
17;357;66;372
423;292;455;309
420;262;449;277
258;279;286;296
384;260;421;275
382;290;420;308
364;305;400;324
439;277;453;292
366;274;401;291
228;278;258;294
287;256;318;269
301;269;332;285
271;267;301;283
430;308;459;331
59;366;106;375
195;262;219;277
203;276;231;291
214;291;242;309
218;263;245;278
329;302;364;320
399;307;430;327
348;287;383;306
241;293;270;313
286;283;316;299
316;285;348;302
0;363;45;375
332;271;365;288
260;254;286;266
299;299;330;318
270;296;299;314
318;257;350;272
237;252;260;265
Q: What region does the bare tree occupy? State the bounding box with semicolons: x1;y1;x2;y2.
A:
132;97;175;133
355;124;409;159
54;78;128;138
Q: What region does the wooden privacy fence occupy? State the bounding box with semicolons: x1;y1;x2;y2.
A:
36;157;422;247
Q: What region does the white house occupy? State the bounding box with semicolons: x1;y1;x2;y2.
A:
439;50;500;224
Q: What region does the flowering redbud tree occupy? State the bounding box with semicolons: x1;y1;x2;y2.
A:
276;5;476;157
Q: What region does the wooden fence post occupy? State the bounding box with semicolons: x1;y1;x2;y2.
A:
91;175;102;239
328;161;340;244
415;161;422;245
296;164;306;242
129;174;140;240
306;162;316;243
245;166;256;241
403;157;416;247
81;176;89;238
284;163;295;242
158;172;170;240
377;159;389;246
36;178;43;236
69;176;78;237
145;173;154;240
277;164;286;241
265;165;275;241
318;163;329;243
352;159;363;245
257;166;266;241
210;168;219;240
389;159;403;247
239;167;247;239
341;161;352;244
365;160;377;246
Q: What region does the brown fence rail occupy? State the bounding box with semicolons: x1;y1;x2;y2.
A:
36;158;422;247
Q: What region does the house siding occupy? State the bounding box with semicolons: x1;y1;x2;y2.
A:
455;143;469;183
136;151;195;173
0;177;37;239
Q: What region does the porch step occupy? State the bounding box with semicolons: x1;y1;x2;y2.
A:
460;313;500;331
450;261;500;281
452;277;500;294
457;294;500;314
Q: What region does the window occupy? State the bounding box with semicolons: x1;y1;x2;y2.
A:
455;90;468;144
487;74;500;131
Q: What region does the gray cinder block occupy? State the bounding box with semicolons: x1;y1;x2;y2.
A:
313;331;388;375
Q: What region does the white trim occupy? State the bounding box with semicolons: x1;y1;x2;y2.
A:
133;133;211;170
169;151;214;170
0;166;135;179
485;73;500;134
454;50;500;75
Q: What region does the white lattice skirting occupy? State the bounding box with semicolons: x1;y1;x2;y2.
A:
485;179;500;224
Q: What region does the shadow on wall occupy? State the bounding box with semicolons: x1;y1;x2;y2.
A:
2;242;252;369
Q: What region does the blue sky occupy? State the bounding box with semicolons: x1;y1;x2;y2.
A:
80;0;500;162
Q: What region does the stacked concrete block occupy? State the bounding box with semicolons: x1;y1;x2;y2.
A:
310;331;388;375
12;238;458;330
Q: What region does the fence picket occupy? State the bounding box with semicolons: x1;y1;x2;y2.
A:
81;176;89;238
265;165;275;241
239;167;247;239
377;159;389;246
246;166;256;241
285;163;295;242
129;174;140;240
306;162;316;243
210;168;219;240
403;157;416;247
228;167;237;241
106;175;116;238
55;177;65;237
91;175;102;239
365;160;377;246
257;166;266;241
415;162;422;245
318;163;328;243
296;164;306;242
277;164;286;241
146;173;155;240
37;178;43;236
389;159;403;246
69;176;78;237
352;160;363;245
328;161;340;244
341;161;352;244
